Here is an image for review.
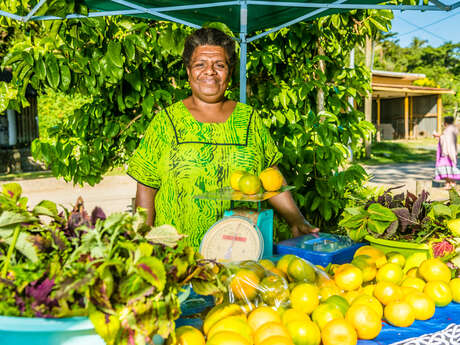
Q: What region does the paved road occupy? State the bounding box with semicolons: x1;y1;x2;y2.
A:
0;162;450;215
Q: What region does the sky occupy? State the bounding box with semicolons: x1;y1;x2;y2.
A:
388;1;460;48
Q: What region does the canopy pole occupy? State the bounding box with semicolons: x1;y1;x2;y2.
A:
23;0;48;22
239;1;248;104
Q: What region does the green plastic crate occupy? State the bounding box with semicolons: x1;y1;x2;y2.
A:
365;235;432;259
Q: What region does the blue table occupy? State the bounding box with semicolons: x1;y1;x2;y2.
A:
359;302;460;345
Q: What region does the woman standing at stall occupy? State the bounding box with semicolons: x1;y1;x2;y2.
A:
434;116;460;189
128;28;318;248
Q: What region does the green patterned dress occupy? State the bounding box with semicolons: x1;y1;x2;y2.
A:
127;101;282;248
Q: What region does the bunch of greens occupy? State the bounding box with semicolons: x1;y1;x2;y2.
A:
0;183;223;345
339;187;460;244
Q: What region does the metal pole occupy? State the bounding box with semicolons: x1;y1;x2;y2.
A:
239;1;248;104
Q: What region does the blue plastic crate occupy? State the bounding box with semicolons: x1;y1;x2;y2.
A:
275;232;365;267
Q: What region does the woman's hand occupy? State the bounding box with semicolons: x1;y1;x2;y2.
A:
291;219;320;237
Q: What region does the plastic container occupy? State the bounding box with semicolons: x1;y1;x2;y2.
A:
275;233;365;267
365;235;431;259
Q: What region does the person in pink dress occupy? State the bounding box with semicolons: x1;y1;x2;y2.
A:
434;116;460;189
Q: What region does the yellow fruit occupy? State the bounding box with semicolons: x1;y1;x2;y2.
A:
258;336;293;345
259;167;284;192
203;304;246;335
352;294;383;319
359;284;376;297
287;257;316;283
259;274;290;306
325;295;350;316
206;331;252;345
230;170;246;191
353;246;385;265
352;255;377;282
341;290;361;305
321;319;357;345
207;316;253;344
240;260;267;280
447;218;460;236
345;303;382;340
270;267;288;280
290;283;320;315
239;174;262;195
449;278;460;303
376;263;404;285
334;264;363;291
384;301;415;327
247;306;281;332
254;322;289;345
403;253;428;273
311;303;344;330
281;308;310;325
418;258;452;283
175;325;205;345
424;280;453;307
258;259;275;270
386;251;406;268
319;285;342;302
276;254;296;275
401;277;426;292
285;320;321;345
400;286;419;297
373;281;403;306
404;292;435;321
406;267;418;278
230;269;260;301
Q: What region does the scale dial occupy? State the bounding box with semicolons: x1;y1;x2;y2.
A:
200;216;264;262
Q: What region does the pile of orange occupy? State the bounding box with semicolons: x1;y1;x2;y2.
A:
230;168;284;195
174;249;460;345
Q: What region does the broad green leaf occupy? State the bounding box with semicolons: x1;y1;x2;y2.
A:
367;203;397;222
33;200;59;218
432;204;452;218
367;219;390;235
145;224;186;247
191;280;220;295
0;211;37;228
135;256;166;291
2;183;22;199
89;304;120;345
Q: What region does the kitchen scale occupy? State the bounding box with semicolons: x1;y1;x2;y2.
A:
195;186;294;262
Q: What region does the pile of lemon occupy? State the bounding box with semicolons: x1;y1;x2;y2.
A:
174;248;460;345
230;168;283;195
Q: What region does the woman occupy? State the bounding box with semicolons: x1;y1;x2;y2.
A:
128;28;318;248
434;116;460;189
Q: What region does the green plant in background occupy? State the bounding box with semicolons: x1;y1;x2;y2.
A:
0;1;393;230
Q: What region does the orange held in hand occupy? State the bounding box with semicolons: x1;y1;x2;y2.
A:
238;173;262;195
259;167;284;192
230;170;246;191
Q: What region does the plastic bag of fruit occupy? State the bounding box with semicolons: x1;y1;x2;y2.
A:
221;255;332;311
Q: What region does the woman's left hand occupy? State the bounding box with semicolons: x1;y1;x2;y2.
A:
291;219;320;237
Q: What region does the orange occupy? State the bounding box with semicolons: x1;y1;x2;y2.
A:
175;325;205;345
385;251;406;268
424;280;452;307
203;304;246;335
258;259;275;270
404;292;435;320
276;254;296;275
401;277;426;292
230;170;246;191
352;255;377;282
254;322;289;345
352;294;383;319
258;336;293;345
334;264;363;291
376;263;404;285
270;267;288;279
449;278;460;303
311;303;344;330
240;260;267;280
259;274;290;306
207;316;253;344
239;173;262;195
406;267;418;278
321;318;357;345
281;308;310;325
373;281;403;306
206;331;252;345
345;304;382;340
229;269;260;301
325;295;350;316
259;167;284;192
285;320;321;345
400;286;419;297
384;301;415;327
290;283;320;314
418;258;452;283
247;306;281;332
353;246;386;265
287;257;316;283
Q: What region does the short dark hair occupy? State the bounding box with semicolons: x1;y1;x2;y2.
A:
182;28;236;70
444;116;455;125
